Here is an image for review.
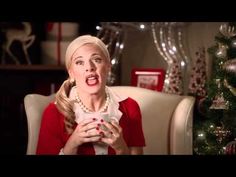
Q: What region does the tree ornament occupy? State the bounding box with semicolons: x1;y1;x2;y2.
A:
210;79;229;109
213;124;231;144
97;22;125;86
197;97;208;116
216;43;228;58
210;92;229;109
224;79;236;96
223;58;236;74
231;39;236;48
219;24;236;38
225;140;236;154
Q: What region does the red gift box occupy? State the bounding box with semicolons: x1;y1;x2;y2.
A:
131;68;165;92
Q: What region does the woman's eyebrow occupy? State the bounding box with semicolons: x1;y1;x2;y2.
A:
91;53;101;57
72;56;83;61
72;53;101;61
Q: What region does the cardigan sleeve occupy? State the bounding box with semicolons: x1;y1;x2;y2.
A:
36;103;65;155
122;98;146;147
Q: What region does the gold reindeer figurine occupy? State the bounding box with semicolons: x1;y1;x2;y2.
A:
1;22;35;64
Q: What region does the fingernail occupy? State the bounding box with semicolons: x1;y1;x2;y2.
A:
97;123;101;127
93;118;96;121
99;132;104;137
110;131;113;134
96;127;99;130
100;119;104;122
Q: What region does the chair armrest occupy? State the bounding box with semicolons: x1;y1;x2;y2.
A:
169;96;195;155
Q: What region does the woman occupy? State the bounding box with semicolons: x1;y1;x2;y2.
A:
36;35;145;155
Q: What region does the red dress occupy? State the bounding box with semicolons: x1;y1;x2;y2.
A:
36;97;146;155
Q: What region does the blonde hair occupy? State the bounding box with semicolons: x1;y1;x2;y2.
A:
65;35;110;71
55;35;110;133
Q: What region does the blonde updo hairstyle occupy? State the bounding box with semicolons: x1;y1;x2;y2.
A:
55;35;110;133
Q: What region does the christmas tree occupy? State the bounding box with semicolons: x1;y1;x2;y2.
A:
193;22;236;155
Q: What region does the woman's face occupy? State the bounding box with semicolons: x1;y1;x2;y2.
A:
68;43;111;95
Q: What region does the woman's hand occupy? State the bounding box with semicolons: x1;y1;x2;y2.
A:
99;119;130;155
63;118;101;154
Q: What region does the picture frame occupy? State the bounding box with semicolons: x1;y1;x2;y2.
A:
131;68;165;92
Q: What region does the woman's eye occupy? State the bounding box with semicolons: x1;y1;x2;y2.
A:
94;58;102;63
75;60;84;65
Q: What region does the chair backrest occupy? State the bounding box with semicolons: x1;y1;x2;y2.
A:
24;86;195;155
24;94;55;155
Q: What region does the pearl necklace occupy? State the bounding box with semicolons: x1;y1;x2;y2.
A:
75;90;110;113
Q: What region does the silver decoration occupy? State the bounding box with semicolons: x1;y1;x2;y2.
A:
97;22;148;86
151;22;190;95
97;22;125;85
219;24;236;38
177;26;190;92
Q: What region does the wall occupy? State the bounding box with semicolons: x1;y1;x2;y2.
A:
186;22;223;80
121;25;167;86
120;22;224;94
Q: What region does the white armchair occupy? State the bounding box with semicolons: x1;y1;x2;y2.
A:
24;86;195;155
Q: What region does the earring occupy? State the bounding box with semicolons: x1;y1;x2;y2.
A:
70;78;75;84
